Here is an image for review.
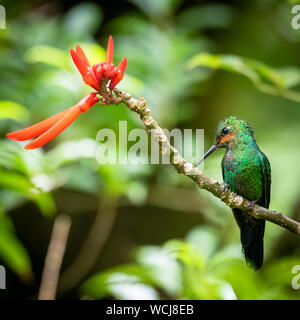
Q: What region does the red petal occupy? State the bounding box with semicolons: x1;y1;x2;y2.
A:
102;63;109;78
107;63;115;77
8;92;99;149
108;58;127;89
109;70;123;90
83;71;100;90
105;35;114;64
117;57;127;74
24;106;81;150
70;49;89;78
71;47;100;90
92;64;102;82
77;92;100;112
76;45;90;66
6;108;72;141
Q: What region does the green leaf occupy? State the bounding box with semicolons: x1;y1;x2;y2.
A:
0;142;33;175
277;67;300;88
0;170;56;217
187;53;300;102
81;264;157;299
0;170;35;196
0;101;29;122
135;245;181;296
0;209;32;280
165;239;205;269
24;45;71;70
104;273;159;300
25;42;105;73
33;191;56;218
186;226;219;259
209;258;261;299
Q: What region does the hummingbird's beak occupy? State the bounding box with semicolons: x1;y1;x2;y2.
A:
195;144;218;167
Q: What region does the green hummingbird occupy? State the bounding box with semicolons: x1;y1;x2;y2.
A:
196;116;271;270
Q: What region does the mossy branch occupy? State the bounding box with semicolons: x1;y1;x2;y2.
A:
100;87;300;235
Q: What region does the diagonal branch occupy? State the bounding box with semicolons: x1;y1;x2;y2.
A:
108;88;300;236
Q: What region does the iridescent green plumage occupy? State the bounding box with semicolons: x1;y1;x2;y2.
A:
200;116;271;270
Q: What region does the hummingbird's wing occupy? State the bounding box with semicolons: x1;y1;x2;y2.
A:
222;151;269;270
258;151;271;209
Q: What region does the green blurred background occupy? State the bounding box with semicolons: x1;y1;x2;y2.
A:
0;0;300;300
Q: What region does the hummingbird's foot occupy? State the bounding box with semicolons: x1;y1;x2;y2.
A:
221;183;229;194
247;200;257;211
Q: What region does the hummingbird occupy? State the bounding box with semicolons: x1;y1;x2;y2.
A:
196;116;271;270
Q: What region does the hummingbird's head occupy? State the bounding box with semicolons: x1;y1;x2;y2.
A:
214;116;254;148
195;116;254;167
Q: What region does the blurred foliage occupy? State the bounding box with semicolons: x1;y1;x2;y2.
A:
81;226;300;300
0;206;32;280
187;53;300;102
0;0;299;299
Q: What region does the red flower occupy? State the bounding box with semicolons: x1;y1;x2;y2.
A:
70;35;127;90
70;45;100;91
7;36;127;150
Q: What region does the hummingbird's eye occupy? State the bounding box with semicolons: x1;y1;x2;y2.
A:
221;127;230;136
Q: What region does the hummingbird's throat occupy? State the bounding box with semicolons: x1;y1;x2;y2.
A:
218;132;237;146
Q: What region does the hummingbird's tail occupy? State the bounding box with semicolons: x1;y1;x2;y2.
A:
233;209;265;271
